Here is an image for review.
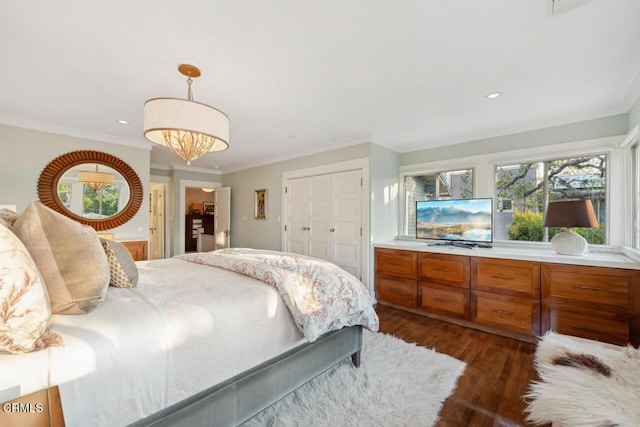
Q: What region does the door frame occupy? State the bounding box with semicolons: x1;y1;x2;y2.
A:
282;158;370;288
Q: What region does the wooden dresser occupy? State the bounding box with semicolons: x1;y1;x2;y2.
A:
118;240;148;261
375;244;640;346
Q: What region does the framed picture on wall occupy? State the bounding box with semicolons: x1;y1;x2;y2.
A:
203;202;215;215
255;189;267;220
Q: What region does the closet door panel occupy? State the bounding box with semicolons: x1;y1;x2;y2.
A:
331;170;362;278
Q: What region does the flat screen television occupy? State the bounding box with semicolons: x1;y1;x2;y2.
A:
416;198;493;246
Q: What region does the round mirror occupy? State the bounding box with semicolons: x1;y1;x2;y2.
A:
38;151;143;231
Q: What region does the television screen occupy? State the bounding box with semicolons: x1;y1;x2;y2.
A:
416;198;493;244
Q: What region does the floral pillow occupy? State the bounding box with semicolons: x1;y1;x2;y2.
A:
0;222;63;353
0;208;18;228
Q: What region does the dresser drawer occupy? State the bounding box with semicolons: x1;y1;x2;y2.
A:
376;274;417;308
472;258;540;298
542;302;636;346
420;282;469;319
375;248;417;280
418;253;470;288
118;240;148;261
542;264;639;313
472;290;540;336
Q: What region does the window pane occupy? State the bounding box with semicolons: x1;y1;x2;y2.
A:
496;163;544;241
404;169;473;236
547;155;606;244
83;185;122;218
495;154;606;244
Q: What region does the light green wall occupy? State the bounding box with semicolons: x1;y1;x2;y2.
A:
630;95;640;131
0;124;150;240
370;143;399;243
399;114;629;165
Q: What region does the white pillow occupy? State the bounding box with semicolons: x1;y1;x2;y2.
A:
0;222;63;353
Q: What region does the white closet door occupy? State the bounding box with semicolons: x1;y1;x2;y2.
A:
286;177;311;255
307;174;331;260
330;170;362;278
284;169;363;280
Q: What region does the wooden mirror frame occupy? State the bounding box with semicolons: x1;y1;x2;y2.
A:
38;150;143;231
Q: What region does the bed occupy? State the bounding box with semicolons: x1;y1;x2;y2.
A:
0;202;379;427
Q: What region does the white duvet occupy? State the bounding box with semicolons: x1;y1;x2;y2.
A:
1;252;376;427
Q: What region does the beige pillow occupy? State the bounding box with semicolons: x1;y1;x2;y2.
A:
12;201;110;315
101;240;137;288
0;223;63;353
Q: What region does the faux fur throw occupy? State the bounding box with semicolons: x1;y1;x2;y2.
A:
525;332;640;427
552;352;612;377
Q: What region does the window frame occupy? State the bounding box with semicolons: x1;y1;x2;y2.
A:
399;166;476;239
494;152;608;244
632;141;640;249
398;136;624;249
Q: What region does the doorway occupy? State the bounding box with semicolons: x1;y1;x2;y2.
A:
148;181;168;259
178;180;231;255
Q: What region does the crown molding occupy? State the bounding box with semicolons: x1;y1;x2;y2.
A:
150;162;222;175
0;114;152;150
619;124;639;148
221;135;372;174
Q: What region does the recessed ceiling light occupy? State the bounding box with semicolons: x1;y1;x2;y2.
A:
486;92;502;100
117;119;129;125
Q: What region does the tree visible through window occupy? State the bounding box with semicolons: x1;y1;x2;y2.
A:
83;184;121;218
495;154;606;244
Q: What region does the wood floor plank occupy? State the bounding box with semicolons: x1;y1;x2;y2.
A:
376;304;539;426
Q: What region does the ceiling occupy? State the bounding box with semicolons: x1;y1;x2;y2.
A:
1;0;639;174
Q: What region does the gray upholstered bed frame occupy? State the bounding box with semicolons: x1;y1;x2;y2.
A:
130;325;363;427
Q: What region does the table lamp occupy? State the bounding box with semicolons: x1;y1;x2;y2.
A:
543;200;599;256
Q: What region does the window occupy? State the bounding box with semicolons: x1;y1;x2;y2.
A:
495;154;606;244
82;184;122;218
403;169;473;236
57;181;73;208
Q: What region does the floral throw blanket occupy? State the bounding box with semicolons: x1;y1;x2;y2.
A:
176;248;379;342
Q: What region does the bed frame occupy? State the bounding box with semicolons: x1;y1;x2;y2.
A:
130;325;363;427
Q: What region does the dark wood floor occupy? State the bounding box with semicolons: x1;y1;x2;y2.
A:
376;304;540;427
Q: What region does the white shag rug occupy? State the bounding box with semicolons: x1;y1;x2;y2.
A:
242;329;466;427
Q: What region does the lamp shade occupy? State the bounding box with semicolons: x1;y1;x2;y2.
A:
543;200;599;228
77;166;114;191
144;97;229;164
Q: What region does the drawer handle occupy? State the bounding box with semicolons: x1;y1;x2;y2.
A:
492;275;515;280
492;309;514;317
432;267;450;272
387;288;402;294
572;285;602;291
571;325;604;334
434;297;449;304
388;261;402;266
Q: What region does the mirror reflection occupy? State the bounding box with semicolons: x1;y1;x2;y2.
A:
57;164;131;219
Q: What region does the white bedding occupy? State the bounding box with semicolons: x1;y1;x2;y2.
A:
0;286;169;425
136;258;305;406
0;257;307;427
1;251;377;427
